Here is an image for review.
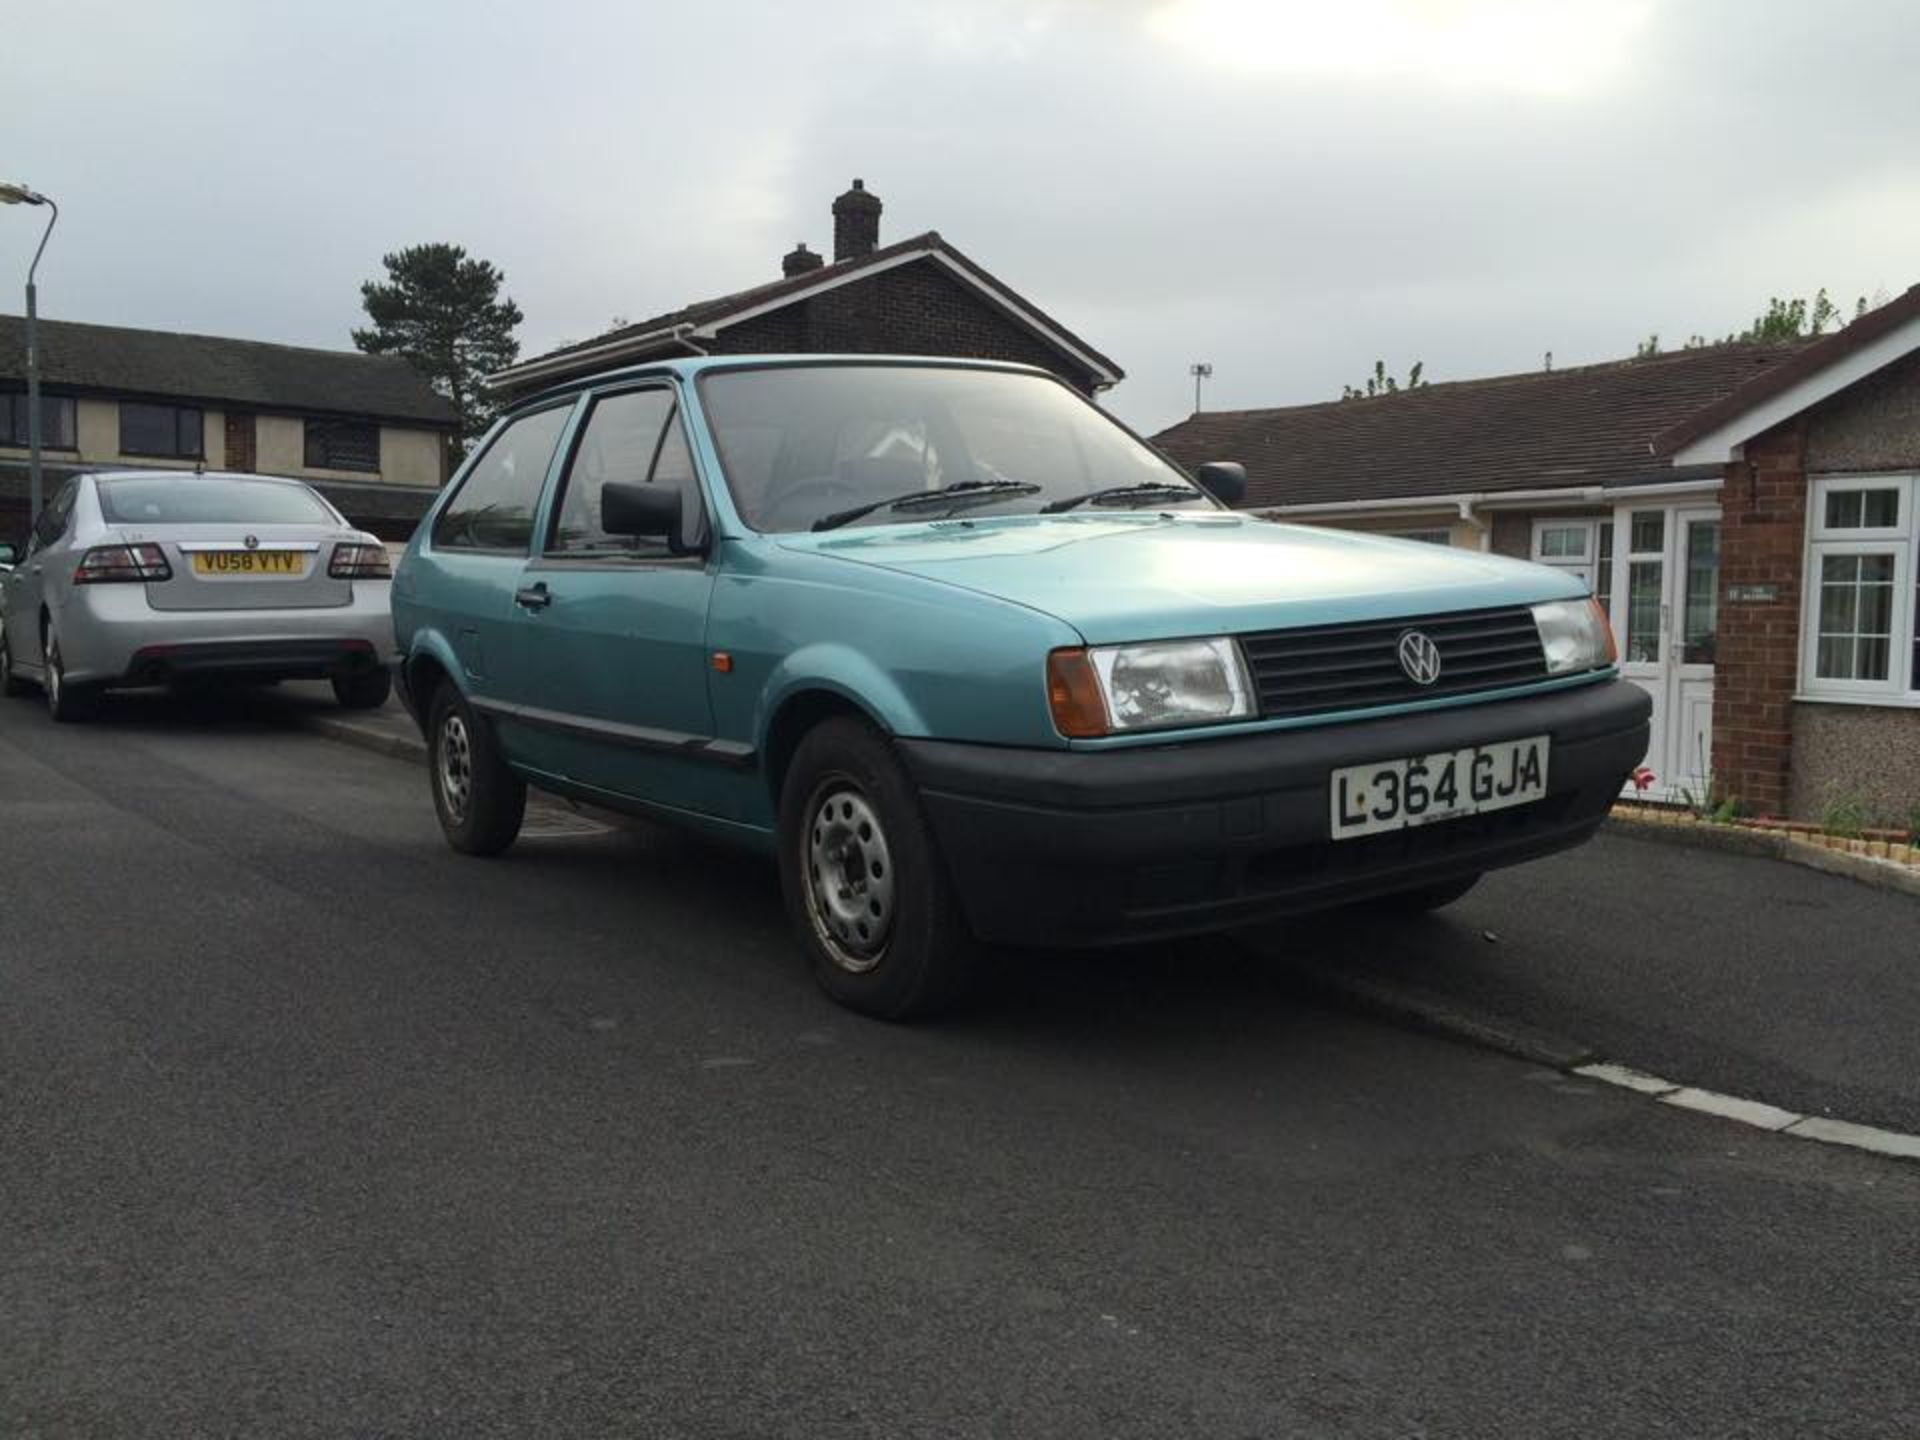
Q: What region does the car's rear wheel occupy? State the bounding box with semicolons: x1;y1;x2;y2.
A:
1378;873;1482;913
333;666;393;711
428;683;524;856
42;630;96;723
778;716;977;1020
0;630;29;698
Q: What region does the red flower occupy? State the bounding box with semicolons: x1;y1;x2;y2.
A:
1630;766;1656;792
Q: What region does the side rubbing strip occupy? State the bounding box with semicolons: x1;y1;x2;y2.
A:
470;696;756;770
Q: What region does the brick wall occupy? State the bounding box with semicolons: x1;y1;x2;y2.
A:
1489;512;1531;559
1712;418;1809;816
224;411;256;473
710;257;1100;394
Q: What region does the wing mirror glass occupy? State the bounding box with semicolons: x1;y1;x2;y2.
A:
0;541;17;569
1193;461;1247;506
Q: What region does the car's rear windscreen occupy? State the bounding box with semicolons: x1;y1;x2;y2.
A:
98;477;336;526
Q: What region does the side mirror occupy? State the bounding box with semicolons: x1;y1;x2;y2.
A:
1193;461;1247;506
0;541;16;567
601;482;701;556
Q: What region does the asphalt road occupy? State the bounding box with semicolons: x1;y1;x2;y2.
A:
4;689;1919;1438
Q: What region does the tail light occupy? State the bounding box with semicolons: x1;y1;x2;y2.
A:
329;543;392;579
75;543;171;584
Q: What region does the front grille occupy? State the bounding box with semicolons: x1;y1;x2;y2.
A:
1240;605;1547;720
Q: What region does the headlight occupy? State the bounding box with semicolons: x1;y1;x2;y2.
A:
1531;597;1617;675
1048;637;1254;736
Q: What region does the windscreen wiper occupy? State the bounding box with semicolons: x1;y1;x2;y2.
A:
1039;482;1204;514
811;479;1041;532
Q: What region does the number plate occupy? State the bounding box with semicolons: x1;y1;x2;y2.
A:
1330;735;1549;840
190;551;305;577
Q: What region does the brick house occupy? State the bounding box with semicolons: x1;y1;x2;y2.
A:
0;317;458;543
488;180;1123;401
1155;292;1920;824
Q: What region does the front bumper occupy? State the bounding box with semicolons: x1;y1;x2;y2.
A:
900;677;1650;947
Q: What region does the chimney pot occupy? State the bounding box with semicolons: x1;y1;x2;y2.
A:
832;178;882;261
782;242;824;278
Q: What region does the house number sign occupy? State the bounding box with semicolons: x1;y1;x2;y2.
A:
1726;582;1779;603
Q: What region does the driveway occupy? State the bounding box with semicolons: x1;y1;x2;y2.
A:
1248;831;1920;1134
3;690;1919;1437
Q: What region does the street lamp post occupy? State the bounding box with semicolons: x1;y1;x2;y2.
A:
1;182;59;525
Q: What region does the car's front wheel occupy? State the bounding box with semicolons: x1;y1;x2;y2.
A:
778;717;977;1020
427;683;525;855
0;629;30;698
42;630;96;723
333;666;393;711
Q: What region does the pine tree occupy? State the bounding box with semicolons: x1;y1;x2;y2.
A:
353;244;524;458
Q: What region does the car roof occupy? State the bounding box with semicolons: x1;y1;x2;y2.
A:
85;470;319;488
504;352;1062;416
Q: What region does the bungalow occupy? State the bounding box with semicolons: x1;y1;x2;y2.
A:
1154;289;1920;826
0;316;458;542
488;180;1124;401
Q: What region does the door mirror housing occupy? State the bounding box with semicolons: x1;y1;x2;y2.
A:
601;482;702;556
1193;461;1247;507
0;540;15;570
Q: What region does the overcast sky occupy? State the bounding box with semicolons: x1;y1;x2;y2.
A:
5;0;1917;434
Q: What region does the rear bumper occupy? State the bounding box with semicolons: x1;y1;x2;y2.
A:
54;582;397;686
899;677;1651;947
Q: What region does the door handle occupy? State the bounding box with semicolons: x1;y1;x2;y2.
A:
514;582;552;610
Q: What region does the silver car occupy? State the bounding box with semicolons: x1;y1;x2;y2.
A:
0;470;396;721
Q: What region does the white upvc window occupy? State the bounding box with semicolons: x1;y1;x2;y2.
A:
1800;475;1920;706
1385;527;1452;546
1530;517;1614;612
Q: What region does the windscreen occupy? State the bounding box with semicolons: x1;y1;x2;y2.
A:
697;364;1208;533
98;476;336;527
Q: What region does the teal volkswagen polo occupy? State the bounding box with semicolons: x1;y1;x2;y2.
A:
393;356;1649;1018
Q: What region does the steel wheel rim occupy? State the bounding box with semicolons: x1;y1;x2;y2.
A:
803;783;896;973
439;712;473;822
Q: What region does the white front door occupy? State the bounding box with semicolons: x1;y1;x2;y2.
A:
1610;504;1720;802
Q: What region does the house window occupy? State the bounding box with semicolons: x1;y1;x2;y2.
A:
1801;476;1918;703
1386;528;1452;545
304;419;381;473
120;402;204;459
1535;522;1592;561
0;393;77;449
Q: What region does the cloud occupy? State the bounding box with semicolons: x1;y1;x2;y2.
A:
2;0;1915;437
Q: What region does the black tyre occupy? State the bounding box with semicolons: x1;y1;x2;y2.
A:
0;629;29;698
42;630;97;723
777;716;977;1020
427;683;525;856
1378;872;1482;913
333;666;393;711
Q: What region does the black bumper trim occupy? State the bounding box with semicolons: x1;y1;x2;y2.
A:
899;678;1650;947
125;639;382;684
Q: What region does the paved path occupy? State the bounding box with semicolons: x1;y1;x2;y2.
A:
4;687;1919;1436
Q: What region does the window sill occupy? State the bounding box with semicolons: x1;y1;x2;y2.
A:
1794;691;1920;711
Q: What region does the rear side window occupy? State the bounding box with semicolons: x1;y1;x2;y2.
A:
433;405;571;553
98;476;334;526
547;388;703;556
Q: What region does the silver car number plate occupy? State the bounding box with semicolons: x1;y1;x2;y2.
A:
1330;734;1549;840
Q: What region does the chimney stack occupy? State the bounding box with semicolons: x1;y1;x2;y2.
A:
782;242;824;278
832;178;882;262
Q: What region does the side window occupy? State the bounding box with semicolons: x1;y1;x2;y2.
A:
432;405;571;553
30;479;77;553
548;388;704;557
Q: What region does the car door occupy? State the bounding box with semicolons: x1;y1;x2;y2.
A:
3;477;79;668
413;401;576;761
504;382;722;815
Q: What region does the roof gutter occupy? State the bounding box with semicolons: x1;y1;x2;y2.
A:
1255;476;1724;522
484;322;699;393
